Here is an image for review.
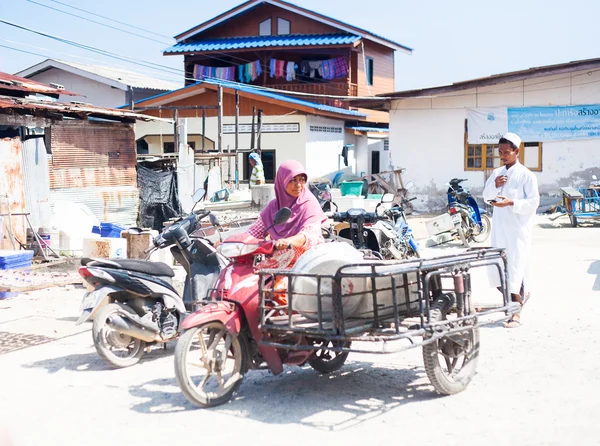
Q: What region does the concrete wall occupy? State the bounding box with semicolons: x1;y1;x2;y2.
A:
389;69;600;211
305;116;346;179
27;68;126;108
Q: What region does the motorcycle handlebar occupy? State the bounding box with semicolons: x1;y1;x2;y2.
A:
332;211;384;223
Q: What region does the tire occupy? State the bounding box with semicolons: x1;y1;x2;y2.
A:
472;214;491;243
422;307;480;395
308;340;350;373
174;322;247;408
569;213;578;228
92;303;146;368
457;225;471;248
406;238;421;259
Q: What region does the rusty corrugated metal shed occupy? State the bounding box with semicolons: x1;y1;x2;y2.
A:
0;72;78;96
0;137;26;249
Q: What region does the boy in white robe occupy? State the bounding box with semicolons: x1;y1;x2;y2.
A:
482;132;540;328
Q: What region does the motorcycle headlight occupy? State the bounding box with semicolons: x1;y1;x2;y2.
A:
218;242;261;258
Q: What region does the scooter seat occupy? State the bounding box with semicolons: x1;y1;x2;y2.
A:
81;258;175;278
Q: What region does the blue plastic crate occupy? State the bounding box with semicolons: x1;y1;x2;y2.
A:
92;222;126;238
0;250;34;270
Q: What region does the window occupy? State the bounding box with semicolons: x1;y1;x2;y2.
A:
136;138;149;155
277;18;290;35
244;150;276;182
259;18;271;36
366;57;374;86
163;141;196;153
309;125;343;133
464;142;542;171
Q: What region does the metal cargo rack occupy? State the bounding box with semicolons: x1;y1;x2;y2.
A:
258;248;520;354
561;186;600;227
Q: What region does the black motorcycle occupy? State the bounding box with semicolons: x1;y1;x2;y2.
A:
75;210;227;368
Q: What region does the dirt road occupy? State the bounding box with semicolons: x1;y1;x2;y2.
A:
1;216;599;446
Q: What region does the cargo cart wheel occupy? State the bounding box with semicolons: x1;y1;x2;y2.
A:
569;213;578;228
422;308;480;395
308;340;350;374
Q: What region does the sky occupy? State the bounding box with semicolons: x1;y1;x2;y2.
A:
0;0;598;92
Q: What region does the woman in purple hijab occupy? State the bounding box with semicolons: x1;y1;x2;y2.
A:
247;161;327;303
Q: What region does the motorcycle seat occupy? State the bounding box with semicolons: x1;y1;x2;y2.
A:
81;258;175;278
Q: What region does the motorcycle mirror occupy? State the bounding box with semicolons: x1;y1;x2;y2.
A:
209;213;221;227
381;193;395;203
405;182;414;190
274;207;292;225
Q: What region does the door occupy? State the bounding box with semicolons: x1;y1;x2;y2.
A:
371;150;380;175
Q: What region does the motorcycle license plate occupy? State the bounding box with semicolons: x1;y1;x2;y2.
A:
79;291;98;311
451;214;461;224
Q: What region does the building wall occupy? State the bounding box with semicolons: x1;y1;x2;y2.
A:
357;41;395;97
388;69;600;211
27;68;126;108
305;115;346;178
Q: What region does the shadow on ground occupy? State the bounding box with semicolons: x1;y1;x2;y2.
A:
588;261;600;291
128;360;439;431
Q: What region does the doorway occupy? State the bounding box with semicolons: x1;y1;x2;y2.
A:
371;150;380;175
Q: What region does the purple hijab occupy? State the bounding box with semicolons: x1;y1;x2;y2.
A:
260;160;326;240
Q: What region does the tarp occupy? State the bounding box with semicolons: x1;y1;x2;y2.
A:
466;108;508;144
137;166;183;231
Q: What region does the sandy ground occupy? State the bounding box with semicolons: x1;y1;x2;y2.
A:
1;214;599;446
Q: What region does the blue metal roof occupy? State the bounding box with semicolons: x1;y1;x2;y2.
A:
347;126;389;133
129;78;366;118
165;33;361;53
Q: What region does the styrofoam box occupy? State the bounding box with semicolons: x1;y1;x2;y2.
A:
425;213;456;236
83;237;127;259
334;196;365;212
330;188;342;198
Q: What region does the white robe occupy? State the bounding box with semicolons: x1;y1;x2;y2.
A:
482;162;540;295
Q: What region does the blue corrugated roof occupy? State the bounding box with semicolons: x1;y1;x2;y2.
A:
165;33;361;53
129;78;366;118
347;126;389;133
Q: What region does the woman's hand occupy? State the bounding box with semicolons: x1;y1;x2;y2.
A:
274;239;292;250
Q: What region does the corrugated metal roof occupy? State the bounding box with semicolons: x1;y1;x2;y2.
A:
165;33;361;53
347;126;389;133
133;78;367;118
0;72;78;96
15;59;181;92
0;95;170;123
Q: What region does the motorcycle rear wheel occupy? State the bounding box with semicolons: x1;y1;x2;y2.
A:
92;303;146;368
175;322;247;408
457;224;471;248
472;214;491;243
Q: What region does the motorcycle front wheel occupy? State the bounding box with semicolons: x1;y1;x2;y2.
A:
174;322;247;408
472;214;491;243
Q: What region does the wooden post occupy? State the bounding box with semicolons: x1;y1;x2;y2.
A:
217;86;223;153
257;108;263;154
235;90;240;190
250;106;256;152
201;108;206;152
173;109;179;154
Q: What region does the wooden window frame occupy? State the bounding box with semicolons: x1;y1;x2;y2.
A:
259;18;272;36
464;122;542;171
277;17;290;35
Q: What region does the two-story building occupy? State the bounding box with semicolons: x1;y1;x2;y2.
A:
133;0;412;184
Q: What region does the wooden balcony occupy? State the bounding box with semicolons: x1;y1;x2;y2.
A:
268;81;358;109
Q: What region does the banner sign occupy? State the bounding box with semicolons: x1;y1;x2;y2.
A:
507;105;600;142
466;108;507;144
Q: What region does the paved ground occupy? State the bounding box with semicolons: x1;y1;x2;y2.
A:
1;215;599;446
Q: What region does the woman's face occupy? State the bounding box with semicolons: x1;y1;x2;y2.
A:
249;158;256;167
285;174;307;197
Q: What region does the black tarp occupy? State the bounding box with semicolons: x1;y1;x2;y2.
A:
137;165;183;231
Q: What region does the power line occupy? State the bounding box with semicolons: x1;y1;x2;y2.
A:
46;0;173;40
25;0;172;45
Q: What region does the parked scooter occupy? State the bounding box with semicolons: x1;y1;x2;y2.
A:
333;192;420;260
446;178;491;247
76;210;227;368
174;208;355;407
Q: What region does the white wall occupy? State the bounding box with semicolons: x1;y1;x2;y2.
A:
305;116;346;179
389;68;600;211
28;68;126;108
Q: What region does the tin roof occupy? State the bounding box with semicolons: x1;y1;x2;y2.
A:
131;78;366;119
346;126;389;133
15;59;181;91
174;0;412;54
0;95;170;123
165;33;361;54
0;71;78;97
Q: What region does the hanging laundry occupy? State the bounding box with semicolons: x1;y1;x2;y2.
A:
275;60;285;79
286;61;297;81
270;58;277;78
321;59;335;80
308;61;323;78
332;57;349;79
255;60;262;78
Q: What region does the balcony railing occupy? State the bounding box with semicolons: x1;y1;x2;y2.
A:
269;82;358;109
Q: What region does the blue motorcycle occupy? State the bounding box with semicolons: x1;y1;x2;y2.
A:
446;178;491;247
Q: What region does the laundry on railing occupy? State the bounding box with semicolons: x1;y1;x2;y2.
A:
299;57;348;79
193;60;262;83
269;58;298;81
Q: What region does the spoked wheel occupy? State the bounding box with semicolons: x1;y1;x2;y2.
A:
92;304;146;368
472;214;491;243
422;309;480;395
308;339;350;373
174;322;247;408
